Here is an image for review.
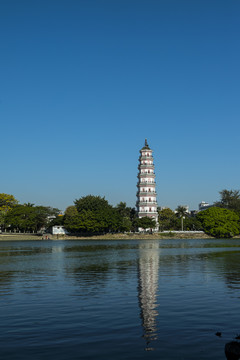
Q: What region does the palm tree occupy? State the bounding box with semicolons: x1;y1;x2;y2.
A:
175;206;188;231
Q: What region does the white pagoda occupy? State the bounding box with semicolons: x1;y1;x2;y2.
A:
136;139;158;230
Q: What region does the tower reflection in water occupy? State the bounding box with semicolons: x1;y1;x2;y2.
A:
138;241;160;351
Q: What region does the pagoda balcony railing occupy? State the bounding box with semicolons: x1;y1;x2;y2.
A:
137;182;155;186
137;191;157;196
138;173;155;177
137;201;157;205
138;164;154;168
138;211;158;214
139;156;153;160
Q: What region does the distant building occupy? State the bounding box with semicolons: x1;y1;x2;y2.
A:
51;225;68;235
136;139;158;231
198;201;213;211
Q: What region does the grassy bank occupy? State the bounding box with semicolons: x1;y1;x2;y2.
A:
0;234;43;241
0;232;216;241
54;232;215;240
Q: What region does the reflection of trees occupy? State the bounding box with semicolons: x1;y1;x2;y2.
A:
208;251;240;291
65;258;136;296
63;243;135;254
0;245;59;296
0;271;14;295
138;241;160;350
68;263;110;295
63;244;133;296
63;243;137;295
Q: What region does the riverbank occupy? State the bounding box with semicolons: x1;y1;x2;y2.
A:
56;232;216;240
1;232;240;241
0;232;217;241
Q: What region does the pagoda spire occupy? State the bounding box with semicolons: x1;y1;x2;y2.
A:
142;139;150;150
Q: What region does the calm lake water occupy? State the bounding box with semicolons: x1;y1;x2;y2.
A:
0;239;240;359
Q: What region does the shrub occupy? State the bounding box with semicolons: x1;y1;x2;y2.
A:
197;207;240;238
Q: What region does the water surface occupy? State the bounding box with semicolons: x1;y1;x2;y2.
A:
0;239;240;359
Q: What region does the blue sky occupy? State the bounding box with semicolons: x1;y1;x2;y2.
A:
1;0;239;211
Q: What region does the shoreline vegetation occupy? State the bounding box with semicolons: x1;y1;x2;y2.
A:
1;190;240;239
1;232;240;241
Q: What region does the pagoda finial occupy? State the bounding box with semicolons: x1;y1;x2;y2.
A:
141;139;150;150
143;139;150;149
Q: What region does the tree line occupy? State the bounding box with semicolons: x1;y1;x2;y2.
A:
159;189;240;238
0;189;240;238
0;194;156;234
0;194;60;233
53;196;156;234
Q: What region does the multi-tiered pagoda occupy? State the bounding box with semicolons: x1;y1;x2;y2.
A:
136;139;158;230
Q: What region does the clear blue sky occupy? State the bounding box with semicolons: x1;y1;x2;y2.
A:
1;0;239;212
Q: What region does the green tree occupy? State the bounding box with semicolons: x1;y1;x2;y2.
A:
0;210;6;229
175;205;188;231
183;216;203;231
215;189;240;213
135;217;156;231
119;217;132;232
197;207;240;238
0;194;18;229
64;210;98;233
5;205;60;233
175;205;188;218
158;208;176;231
0;193;18;212
61;206;79;231
64;208;119;234
115;202;132;218
74;195;110;212
115;202;133;232
65;195;119;234
65;205;78;217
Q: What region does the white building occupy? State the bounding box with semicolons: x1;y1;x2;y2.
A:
198;201;213;211
51;225;68;235
136;139;159;231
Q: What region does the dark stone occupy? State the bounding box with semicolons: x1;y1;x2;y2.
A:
225;341;240;360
